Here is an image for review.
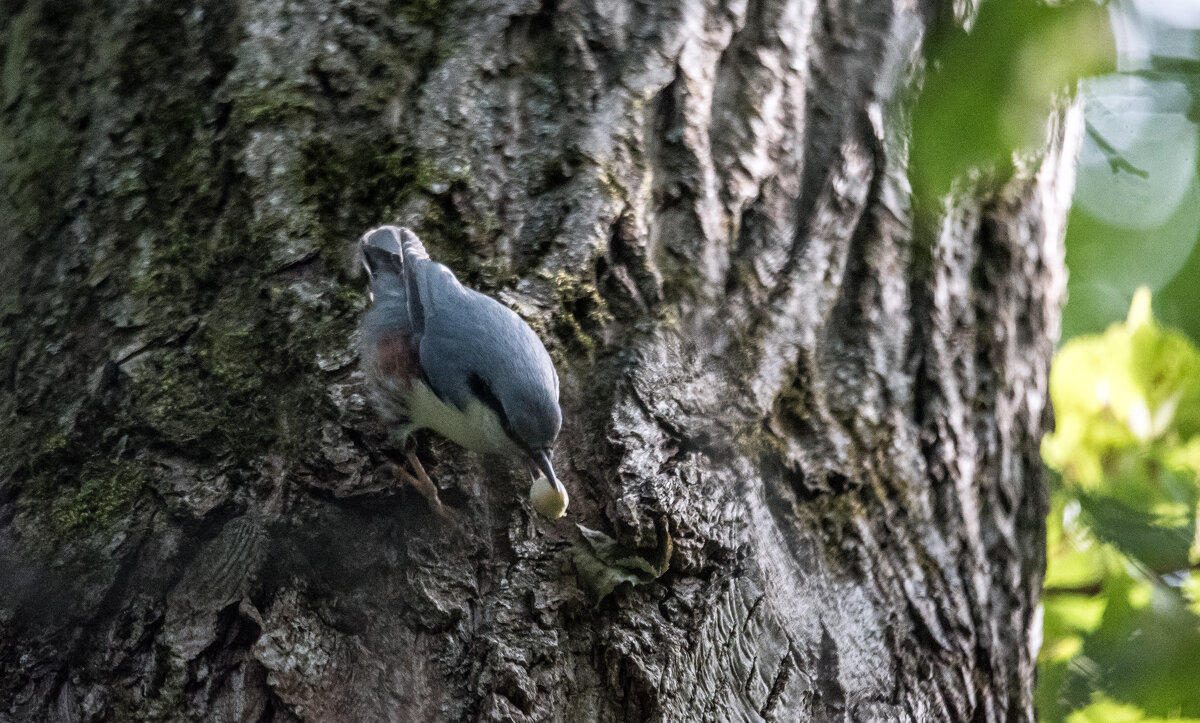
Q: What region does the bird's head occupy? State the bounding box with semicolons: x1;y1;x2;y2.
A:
469;357;566;518
501;378;563;483
509;395;561;485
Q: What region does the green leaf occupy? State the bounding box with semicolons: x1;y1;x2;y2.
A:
1043;288;1200;489
1042;592;1107;663
1076;575;1200;717
1046;490;1109;591
1066;694;1200;722
911;0;1114;203
1078;492;1195;573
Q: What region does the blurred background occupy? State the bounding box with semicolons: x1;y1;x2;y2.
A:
918;1;1200;720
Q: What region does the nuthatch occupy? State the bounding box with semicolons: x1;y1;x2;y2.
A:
358;225;568;519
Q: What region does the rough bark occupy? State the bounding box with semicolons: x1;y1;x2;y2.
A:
0;0;1076;721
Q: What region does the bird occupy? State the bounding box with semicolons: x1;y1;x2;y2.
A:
357;225;569;519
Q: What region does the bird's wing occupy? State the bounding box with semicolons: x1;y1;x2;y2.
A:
395;227;431;337
410;260;484;409
360;227;424;384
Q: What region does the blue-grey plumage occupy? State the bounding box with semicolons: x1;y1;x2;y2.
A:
359;225;567;516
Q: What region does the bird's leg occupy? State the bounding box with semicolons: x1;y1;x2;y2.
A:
388;461;452;519
405;450;447;512
388;436;453;520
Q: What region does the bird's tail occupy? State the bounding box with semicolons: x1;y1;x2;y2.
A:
360;225;428;274
360;227;403;280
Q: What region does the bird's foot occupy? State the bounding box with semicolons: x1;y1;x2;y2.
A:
391;451;456;521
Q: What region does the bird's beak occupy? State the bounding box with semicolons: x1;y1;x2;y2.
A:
530;449;565;495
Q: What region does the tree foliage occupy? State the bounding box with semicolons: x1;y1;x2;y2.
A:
1041;291;1200;721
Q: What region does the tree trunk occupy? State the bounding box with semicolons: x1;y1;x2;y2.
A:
0;0;1077;721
